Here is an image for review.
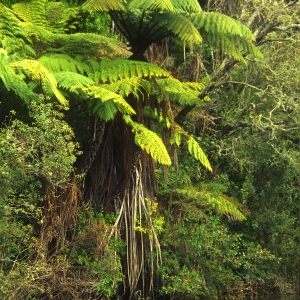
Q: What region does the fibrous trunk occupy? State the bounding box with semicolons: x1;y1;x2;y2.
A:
83;114;161;299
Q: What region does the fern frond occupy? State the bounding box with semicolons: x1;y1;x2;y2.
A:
21;22;54;45
10;59;68;106
38;54;88;74
92;59;170;84
123;115;172;165
187;136;212;171
193;12;263;61
128;0;174;12
82;0;125;12
194;12;254;41
175;188;246;221
166;13;202;46
0;49;37;103
156;78;205;105
54;71;95;94
12;0;47;26
105;77;151;98
88;100;118;121
171;0;202;13
84;86;136;119
0;4;35;57
44;32;129;60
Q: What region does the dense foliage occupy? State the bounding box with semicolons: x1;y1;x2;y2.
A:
0;0;299;299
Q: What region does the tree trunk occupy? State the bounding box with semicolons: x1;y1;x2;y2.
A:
83;114;160;299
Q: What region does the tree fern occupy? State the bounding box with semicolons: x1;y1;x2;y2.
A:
171;0;202;14
105;77;151;98
83;0;261;63
123;115;172;165
165;13;202;46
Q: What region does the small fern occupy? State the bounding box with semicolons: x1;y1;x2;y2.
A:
123;115;172;165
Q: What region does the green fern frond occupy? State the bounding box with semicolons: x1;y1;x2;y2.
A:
123;115;172;165
84;86;136;119
187;136;212;171
66;33;130;59
166;14;202;46
171;0;202;13
12;0;47;26
39;54;88;74
92;59;170;84
194;12;254;41
88;100;118;121
193;12;263;61
105;77;151;98
21;22;54;45
0;4;35;57
46;2;78;33
0;49;37;102
175;188;246;221
54;71;95;93
206;193;246;221
82;0;125;12
156;78;204;105
10;59;68;106
128;0;174;12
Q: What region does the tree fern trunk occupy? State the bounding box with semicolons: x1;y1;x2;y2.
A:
83;113;159;299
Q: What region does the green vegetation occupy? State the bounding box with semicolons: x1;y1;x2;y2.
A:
0;0;299;299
